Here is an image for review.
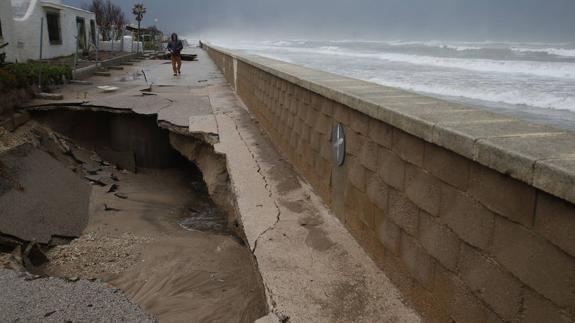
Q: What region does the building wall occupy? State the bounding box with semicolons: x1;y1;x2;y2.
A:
99;36;143;53
205;44;575;322
10;0;95;61
0;0;17;62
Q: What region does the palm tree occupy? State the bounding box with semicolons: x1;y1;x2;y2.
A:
132;3;146;52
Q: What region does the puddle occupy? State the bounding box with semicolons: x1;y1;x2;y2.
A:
117;72;144;82
179;207;229;233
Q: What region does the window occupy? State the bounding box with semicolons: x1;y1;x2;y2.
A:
46;11;62;44
76;17;86;49
90;20;96;45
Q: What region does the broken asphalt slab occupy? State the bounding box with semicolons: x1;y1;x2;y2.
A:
0;144;91;244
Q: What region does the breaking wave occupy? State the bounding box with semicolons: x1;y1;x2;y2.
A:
214;39;575;113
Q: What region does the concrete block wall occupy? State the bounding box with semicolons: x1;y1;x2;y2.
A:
205;44;575;322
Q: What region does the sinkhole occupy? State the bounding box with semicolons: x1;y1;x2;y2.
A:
1;108;268;323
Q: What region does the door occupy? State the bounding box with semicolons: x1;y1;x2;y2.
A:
76;17;86;50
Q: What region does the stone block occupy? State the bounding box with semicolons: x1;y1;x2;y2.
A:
535;192;575;258
289;131;299;149
437;272;505;323
459;243;522;321
349;109;369;135
392;129;425;167
493;217;575;307
424;143;471;191
344;180;366;211
360;200;376;228
388;189;419;236
346;130;365;157
469;164;536;227
301;124;311;144
360;140;379;171
376;215;401;255
522;289;572;323
297;103;307;121
319;135;333;162
294;116;305;135
419;211;460;271
314;113;332;135
305;105;318;127
302;145;315;168
366;174;389;211
429;268;461;322
302;88;311;105
362;227;387;267
288;96;298;115
334;103;351;124
320;98;334;116
347;157;367;192
440;185;495;250
314;155;332;186
345;204;367;241
286;113;295;130
400;233;435;289
377;147;406;191
368;118;393;148
405;165;442;216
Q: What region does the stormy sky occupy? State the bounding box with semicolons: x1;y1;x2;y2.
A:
64;0;575;42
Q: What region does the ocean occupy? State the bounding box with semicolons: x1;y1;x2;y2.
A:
212;40;575;132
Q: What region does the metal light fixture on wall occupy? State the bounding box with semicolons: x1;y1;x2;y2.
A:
331;122;346;166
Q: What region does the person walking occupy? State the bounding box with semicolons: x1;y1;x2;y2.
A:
167;33;184;76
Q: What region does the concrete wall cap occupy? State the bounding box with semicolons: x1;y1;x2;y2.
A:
204;43;575;205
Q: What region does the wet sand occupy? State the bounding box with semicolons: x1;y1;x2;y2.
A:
42;163;266;322
0;114;267;322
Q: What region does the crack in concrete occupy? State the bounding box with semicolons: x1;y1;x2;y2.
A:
263;283;288;322
222;111;281;253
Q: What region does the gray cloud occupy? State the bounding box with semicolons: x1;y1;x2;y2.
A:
64;0;575;42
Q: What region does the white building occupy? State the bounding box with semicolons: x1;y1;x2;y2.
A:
0;0;96;62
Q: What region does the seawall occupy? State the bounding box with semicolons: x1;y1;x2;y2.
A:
203;43;575;322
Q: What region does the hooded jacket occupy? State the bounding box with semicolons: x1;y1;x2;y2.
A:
168;34;184;55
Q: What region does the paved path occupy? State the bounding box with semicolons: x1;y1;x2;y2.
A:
25;47;421;322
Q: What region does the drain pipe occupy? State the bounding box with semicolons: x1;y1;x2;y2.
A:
73;33;79;79
95;28;100;68
38;17;44;89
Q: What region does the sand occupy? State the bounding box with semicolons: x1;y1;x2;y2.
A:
41;166;267;323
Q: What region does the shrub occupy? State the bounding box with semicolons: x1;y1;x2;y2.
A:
0;68;17;90
0;62;72;90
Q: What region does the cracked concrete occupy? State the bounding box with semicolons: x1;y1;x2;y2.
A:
215;112;279;251
20;47;420;322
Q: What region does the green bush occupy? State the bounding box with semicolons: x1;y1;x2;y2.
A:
0;62;72;90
